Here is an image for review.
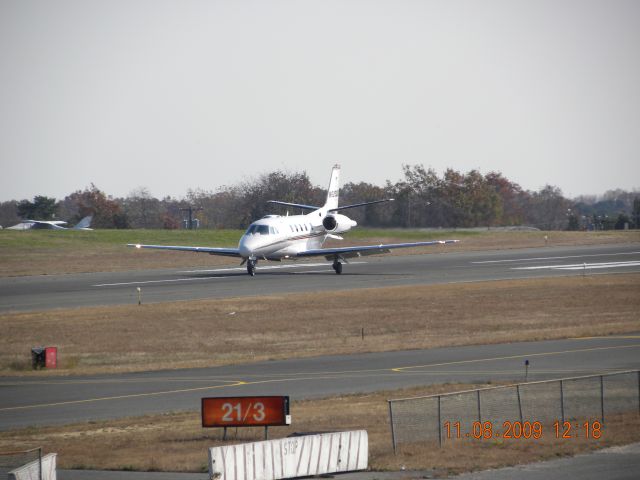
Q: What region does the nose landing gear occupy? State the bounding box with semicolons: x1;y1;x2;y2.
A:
247;259;257;276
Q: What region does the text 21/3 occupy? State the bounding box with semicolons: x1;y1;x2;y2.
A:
201;396;290;427
221;402;266;423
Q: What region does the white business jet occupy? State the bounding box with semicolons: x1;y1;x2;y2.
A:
129;165;458;276
7;215;93;231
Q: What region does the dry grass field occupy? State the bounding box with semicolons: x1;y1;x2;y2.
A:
2;384;638;475
1;273;638;375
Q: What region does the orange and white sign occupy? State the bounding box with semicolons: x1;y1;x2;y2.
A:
202;396;290;427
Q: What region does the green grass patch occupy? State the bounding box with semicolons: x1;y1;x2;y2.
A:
0;228;465;250
0;229;245;250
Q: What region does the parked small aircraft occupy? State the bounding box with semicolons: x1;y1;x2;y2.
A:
129;165;458;275
7;215;93;231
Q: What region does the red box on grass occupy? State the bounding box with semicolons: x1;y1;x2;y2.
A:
45;347;57;368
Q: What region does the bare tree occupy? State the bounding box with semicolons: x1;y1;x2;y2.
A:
123;187;162;228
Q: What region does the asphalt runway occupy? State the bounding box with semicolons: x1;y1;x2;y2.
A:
1;243;639;312
1;335;638;431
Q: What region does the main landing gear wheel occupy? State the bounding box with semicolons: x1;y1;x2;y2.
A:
247;260;256;276
332;260;343;274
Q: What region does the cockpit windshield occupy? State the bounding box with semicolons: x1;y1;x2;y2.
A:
245;224;273;235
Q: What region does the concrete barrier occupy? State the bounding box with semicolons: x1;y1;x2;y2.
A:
8;453;57;480
208;430;368;480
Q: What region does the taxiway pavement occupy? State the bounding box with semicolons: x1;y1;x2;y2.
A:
1;243;639;313
1;335;638;431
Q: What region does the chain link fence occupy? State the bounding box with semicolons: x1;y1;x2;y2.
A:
388;370;639;452
0;448;42;479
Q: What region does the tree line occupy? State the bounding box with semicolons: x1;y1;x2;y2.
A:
1;166;638;231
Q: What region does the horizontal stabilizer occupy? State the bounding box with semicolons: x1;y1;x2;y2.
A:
267;200;320;211
329;198;394;212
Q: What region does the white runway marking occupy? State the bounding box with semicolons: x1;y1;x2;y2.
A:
93;277;225;287
473;251;640;264
513;261;640;271
292;269;332;274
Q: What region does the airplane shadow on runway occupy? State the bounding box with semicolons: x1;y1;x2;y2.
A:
263;270;408;276
184;269;409;278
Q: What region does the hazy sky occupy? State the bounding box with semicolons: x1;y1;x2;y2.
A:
1;0;639;202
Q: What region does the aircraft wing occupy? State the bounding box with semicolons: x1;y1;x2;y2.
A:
127;244;241;258
6;222;36;230
24;220;68;230
296;240;459;260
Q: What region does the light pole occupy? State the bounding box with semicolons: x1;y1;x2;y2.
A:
180;206;203;230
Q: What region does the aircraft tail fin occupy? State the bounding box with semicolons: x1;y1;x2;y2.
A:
73;215;93;230
323;164;340;211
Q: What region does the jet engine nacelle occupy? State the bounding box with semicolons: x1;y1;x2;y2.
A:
322;213;357;233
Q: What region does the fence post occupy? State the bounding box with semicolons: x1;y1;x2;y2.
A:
637;371;640;417
38;447;42;480
437;395;442;448
476;390;482;423
516;385;523;423
560;380;565;423
600;375;605;423
388;401;397;454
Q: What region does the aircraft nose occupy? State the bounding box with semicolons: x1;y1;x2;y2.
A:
238;236;252;257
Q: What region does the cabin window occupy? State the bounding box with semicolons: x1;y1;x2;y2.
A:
247;224;278;235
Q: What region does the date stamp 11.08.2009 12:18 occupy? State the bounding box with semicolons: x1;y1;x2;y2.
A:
443;420;603;440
